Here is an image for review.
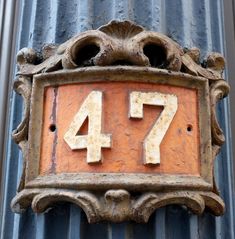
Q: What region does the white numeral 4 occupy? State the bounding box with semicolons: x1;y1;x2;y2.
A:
64;91;111;163
129;91;178;164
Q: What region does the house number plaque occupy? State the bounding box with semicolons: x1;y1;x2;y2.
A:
11;21;230;223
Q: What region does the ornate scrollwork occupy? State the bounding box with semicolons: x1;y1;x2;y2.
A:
182;48;225;80
12;76;32;191
12;76;32;144
12;20;229;223
11;189;225;223
17;20;224;81
210;80;230;147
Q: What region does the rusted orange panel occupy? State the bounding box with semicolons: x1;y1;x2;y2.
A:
40;82;200;175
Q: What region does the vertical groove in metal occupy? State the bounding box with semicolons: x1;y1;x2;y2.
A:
133;0;156;30
93;0;113;29
35;214;46;239
113;0;134;21
222;0;235;237
0;0;23;236
154;208;166;239
223;0;235;202
210;0;235;238
189;215;199;239
181;0;193;47
68;205;81;239
43;205;69;239
164;0;184;45
0;0;234;238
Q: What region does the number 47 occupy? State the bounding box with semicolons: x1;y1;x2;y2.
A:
64;90;178;165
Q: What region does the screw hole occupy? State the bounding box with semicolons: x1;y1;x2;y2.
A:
49;124;56;132
187;124;193;132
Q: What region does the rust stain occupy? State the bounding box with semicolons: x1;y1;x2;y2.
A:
50;87;58;173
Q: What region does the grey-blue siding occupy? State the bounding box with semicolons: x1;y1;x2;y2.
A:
0;0;235;238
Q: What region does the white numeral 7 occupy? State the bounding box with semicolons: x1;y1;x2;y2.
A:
129;91;178;164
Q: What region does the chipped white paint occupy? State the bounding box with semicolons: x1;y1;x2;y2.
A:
64;91;111;163
129;91;178;164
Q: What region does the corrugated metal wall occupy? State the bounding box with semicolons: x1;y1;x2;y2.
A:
1;0;235;238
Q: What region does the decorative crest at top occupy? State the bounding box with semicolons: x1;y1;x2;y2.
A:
98;20;144;38
17;20;224;81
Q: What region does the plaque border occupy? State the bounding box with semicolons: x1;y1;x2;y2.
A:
27;67;211;190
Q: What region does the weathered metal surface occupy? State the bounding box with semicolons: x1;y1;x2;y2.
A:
41;81;199;174
0;0;235;238
10;21;229;223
